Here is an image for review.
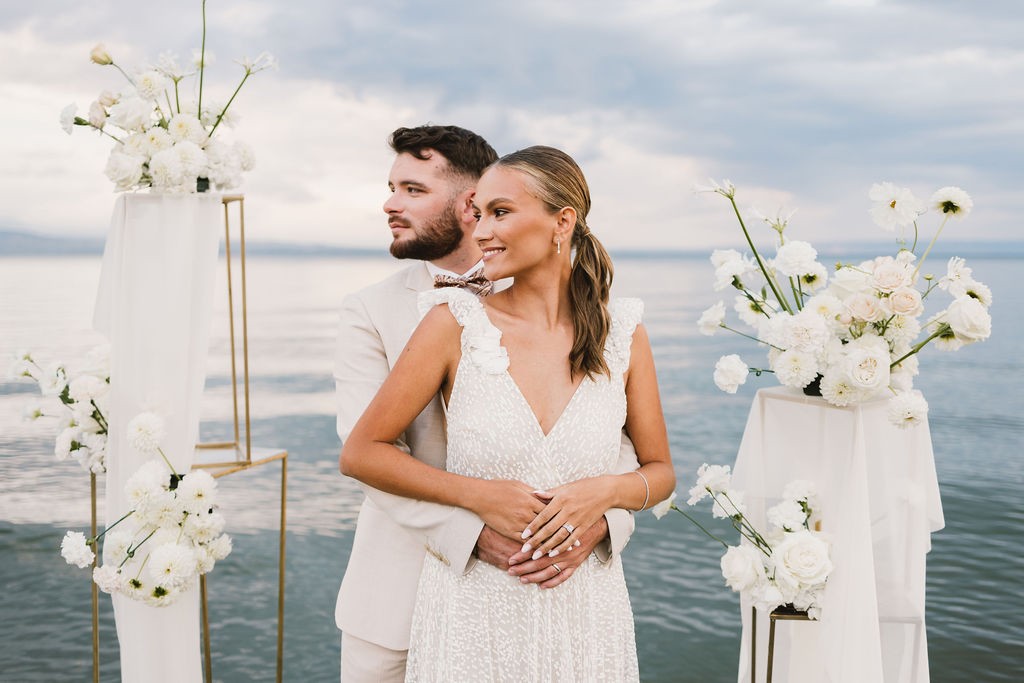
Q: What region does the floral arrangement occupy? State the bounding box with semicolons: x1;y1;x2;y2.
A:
60;0;274;193
654;464;833;619
11;347;110;473
60;412;232;607
697;180;992;427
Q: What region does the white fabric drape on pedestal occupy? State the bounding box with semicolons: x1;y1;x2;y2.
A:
93;193;222;683
732;387;944;683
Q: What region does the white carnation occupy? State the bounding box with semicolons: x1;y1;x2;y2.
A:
93;565;123;594
697;301;726;336
68;374;108;404
60;103;77;134
712;488;745;519
60;531;95;568
774;241;819;277
768;499;807;532
687;463;732;505
713;354;748;394
107;96;154;133
104;150;144;191
207;534;233;561
887;390;929;428
650;491;676;519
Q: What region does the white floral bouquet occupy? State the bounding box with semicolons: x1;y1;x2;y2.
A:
654;464;833;619
698;180;992;427
11;347;111;473
60;412;232;607
61;1;274;193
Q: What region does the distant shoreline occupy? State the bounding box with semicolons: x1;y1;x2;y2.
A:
1;229;1022;260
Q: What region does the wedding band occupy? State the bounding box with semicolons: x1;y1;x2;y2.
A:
562;523;575;534
552;563;562;573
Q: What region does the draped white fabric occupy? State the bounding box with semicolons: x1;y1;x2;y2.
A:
732;387;944;683
93;194;222;683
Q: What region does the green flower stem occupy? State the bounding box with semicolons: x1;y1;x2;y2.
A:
90;508;135;545
728;196;793;314
914;214;951;279
208;70;250;137
197;0;207;118
671;505;730;550
910;221;919;253
110;62;135;86
156;446;180;478
75;118;123;143
721;324;785;351
889;324;948;369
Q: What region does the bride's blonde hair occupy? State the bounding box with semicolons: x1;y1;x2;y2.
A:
493;146;614;379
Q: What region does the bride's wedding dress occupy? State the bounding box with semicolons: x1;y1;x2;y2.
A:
405;288;643;683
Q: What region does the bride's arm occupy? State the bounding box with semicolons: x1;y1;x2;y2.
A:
522;323;676;557
339;306;545;539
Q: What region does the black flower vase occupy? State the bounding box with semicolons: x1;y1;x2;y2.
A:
197;177;210;193
803;374;824;397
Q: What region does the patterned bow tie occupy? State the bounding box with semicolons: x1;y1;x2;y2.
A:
433;268;493;296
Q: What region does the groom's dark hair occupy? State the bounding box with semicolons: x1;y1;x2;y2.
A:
389;125;497;181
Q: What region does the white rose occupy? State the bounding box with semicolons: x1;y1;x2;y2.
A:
107;96;154;133
90;43;113;65
713;354;748;394
770;530;833;590
887;287;923;316
828;266;872;301
697;301;726;336
842;336;891;392
944;295;991;343
871;259;912;293
720;545;766;593
845;292;884;323
774;241;819;277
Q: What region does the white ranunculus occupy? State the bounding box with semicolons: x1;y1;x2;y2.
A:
845;292;884;323
944;295;991;343
127;412;166;453
134;70;168;101
772;349;819;389
104;150;144;191
650;491;676;519
868;182;924;231
770;530;833;591
61;531;95;568
768;500;807;532
107;96;153;133
774;240;819;277
713;354;748;394
687;463;732;505
886;287;923;317
90;43;113;65
886;390;929;428
697;301;726;336
930;186;973;218
720;545;766;593
842;335;891;392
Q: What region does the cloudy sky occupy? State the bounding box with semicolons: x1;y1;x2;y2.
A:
1;0;1021;251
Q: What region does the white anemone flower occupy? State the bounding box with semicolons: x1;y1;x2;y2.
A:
929;186;973;218
868;182;924;231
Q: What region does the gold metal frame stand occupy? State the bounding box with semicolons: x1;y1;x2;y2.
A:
193;194;288;682
750;605;812;683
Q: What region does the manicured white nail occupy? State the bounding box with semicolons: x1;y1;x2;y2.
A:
548;549;560;557
521;528;532;540
521;543;532;553
531;550;543;560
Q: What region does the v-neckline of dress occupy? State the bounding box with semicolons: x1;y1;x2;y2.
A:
480;305;588;439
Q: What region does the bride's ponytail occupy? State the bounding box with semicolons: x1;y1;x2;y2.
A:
493;146;613;379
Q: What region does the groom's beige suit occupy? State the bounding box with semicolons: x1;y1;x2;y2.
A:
334;261;639;666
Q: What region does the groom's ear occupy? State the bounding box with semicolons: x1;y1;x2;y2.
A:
457;188;478;225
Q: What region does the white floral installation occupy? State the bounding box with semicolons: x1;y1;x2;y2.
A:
60;0;274;193
11;346;111;473
697;179;991;427
653;464;833;619
59;411;232;607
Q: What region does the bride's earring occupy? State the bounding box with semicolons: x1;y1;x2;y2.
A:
555;238;561;255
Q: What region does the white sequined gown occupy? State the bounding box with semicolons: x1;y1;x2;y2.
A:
406;288;643;683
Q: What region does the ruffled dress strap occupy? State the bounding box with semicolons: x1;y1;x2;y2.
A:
417;288;510;375
604;297;645;375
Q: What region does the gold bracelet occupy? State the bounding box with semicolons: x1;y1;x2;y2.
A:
633;470;650;511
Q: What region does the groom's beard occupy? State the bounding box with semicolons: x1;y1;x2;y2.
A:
389;198;463;261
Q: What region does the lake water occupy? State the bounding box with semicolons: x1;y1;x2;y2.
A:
1;253;1021;682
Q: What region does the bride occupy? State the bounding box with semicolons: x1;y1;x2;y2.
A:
340;145;675;682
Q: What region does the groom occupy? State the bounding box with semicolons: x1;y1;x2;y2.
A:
334;124;639;682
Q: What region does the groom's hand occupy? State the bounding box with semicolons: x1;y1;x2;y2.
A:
507;516;609;589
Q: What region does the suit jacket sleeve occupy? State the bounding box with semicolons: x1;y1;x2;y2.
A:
595;431;640;563
334;290;483;575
